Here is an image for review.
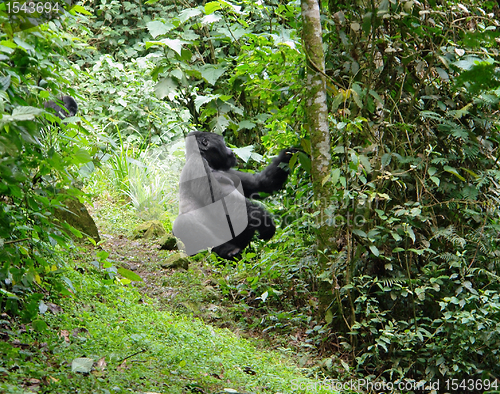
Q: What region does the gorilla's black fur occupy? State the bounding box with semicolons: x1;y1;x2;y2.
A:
44;96;78;119
173;131;295;260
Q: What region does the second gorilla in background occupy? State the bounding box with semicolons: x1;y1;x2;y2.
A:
44;96;78;119
173;131;296;260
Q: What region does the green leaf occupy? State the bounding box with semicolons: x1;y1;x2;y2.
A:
391;232;402;241
352;229;367;237
199;65;226;86
405;226;416;243
155;78;178;99
330;168;340;185
460;167;479;179
70;4;92;15
453;56;481;70
161;38;183;55
351;88;363;108
194;95;219;111
13;38;35;52
205;1;221;14
381;153;391;167
10;106;43;121
73;148;92;164
147;21;174;38
0;288;19;299
232;145;254;163
178;8;202;23
146;39;183;55
201;14;221;24
298;151;311;173
117;267;143;282
369;89;384;104
430;176;440;186
436;67;449;81
359;155;372;174
0;75;11;90
39;301;48;314
325;308;333;324
331;92;344;112
237;120;256;130
33;319;48;332
210;115;229;134
443;165;466;181
72;357;94;373
369;245;380;257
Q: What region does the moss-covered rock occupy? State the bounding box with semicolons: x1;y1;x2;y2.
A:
161;253;189;270
159;234;178;250
133;220;166;239
54;197;100;243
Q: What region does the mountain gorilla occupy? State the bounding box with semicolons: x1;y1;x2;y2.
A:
44;96;78;120
173;131;296;260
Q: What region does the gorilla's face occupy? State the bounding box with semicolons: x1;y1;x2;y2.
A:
189;131;236;171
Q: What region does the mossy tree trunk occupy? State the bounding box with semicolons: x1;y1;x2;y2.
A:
301;0;336;316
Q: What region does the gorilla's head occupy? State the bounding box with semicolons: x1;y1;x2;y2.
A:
44;96;78;119
187;131;236;171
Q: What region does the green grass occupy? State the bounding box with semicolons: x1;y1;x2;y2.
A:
0;266;343;394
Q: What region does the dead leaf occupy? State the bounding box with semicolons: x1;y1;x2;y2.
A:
60;330;70;342
46;302;63;314
72;327;89;337
117;359;128;371
96;357;107;371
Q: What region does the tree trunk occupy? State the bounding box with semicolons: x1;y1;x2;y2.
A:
301;0;336;316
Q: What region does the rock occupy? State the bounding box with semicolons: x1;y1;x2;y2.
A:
54;197;100;243
159;234;178;250
161;253;189;270
133;220;166;239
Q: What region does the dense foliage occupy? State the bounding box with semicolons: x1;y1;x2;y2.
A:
2;0;500;388
321;0;500;381
0;8;93;321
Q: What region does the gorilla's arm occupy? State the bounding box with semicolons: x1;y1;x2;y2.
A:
227;149;296;198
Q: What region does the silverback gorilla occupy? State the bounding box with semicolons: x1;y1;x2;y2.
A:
173;131;295;260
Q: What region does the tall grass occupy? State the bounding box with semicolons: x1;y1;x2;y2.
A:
87;125;185;220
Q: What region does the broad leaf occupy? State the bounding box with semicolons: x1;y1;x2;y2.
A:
201;14;221;24
72;357;94;373
204;1;221;14
232;145;254;163
117;267;143;282
237;120;256;130
194;95;219;111
178;8;202;23
155;78;178;99
146;39;183;55
199;65;225;86
147;21;174;38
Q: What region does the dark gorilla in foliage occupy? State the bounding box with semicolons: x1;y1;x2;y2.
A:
44;96;78;119
173;131;295;260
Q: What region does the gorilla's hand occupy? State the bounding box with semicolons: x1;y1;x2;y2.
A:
276;148;301;163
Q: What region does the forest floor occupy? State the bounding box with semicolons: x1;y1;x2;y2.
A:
1;198;349;394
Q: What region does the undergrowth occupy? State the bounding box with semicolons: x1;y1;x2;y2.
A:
0;263;346;394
